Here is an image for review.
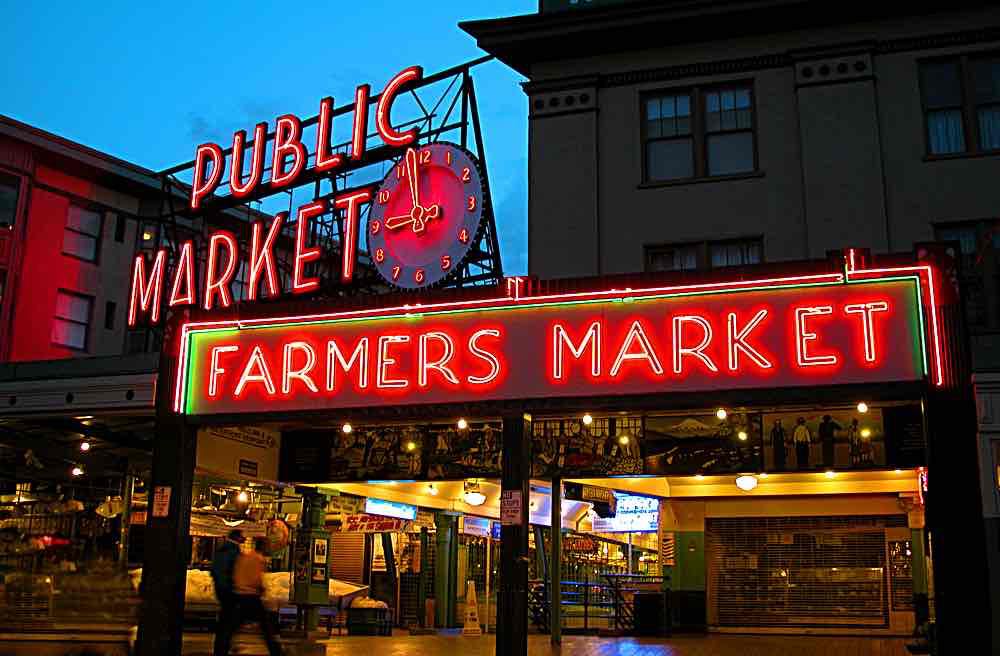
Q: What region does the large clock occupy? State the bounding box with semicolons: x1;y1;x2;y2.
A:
367;142;484;289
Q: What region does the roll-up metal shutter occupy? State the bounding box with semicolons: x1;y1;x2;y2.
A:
329;533;366;584
706;515;908;628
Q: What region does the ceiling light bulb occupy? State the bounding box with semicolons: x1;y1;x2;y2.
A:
735;475;758;491
759;472;768;478
716;408;727;420
694;474;704;480
582;414;593;426
894;469;902;474
237;490;249;503
463;480;486;506
825;470;836;479
405;441;417;452
457;418;469;430
427;484;438;496
860;428;871;438
857;402;869;414
71;466;84;477
737;431;748;441
342;423;353;434
618;435;630;446
79;441;91;452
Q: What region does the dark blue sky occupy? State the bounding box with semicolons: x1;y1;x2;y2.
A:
0;1;534;273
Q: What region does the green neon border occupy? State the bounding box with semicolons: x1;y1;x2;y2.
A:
181;276;928;414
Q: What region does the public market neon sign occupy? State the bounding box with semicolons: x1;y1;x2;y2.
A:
175;267;942;416
128;66;424;327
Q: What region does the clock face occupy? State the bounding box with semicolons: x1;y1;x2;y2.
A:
367;142;484;289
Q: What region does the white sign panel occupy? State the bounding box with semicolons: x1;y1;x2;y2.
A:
592;493;658;533
500;490;523;526
196;425;280;482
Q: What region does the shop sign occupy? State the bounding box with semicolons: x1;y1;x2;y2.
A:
563;535;598;553
462;516;492;537
364;497;417;520
592;493;658;533
176;276;934;416
342;513;411;533
500;490;522;526
563;482;617;517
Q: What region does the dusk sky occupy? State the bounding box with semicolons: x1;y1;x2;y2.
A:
0;0;535;273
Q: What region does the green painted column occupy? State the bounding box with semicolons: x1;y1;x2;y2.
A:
550;477;561;645
671;530;706;630
435;513;458;627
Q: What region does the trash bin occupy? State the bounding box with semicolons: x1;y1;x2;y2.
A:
632;591;670;637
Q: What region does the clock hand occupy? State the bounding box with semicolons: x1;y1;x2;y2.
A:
384;214;416;230
405;147;420;209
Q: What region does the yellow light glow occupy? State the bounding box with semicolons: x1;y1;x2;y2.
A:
825;470;836;479
738;431;748;441
860;428;871;438
457;418;469;430
582;414;593;426
405;441;417;452
427;484;438;496
716;408;727;420
237;490;249;503
341;423;353;434
695;474;704;480
857;402;869;413
735;475;758;491
618;435;630;446
79;441;91;452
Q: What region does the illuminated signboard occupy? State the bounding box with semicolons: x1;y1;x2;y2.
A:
462;516;492;537
592;493;659;533
364;497;417;521
175;268;942;416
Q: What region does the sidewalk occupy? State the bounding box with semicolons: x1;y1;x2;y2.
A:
182;632;913;656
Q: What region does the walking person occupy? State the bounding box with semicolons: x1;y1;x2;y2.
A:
211;529;244;656
231;538;284;656
793;417;811;470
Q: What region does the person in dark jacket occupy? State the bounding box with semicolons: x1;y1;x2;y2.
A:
211;529;244;656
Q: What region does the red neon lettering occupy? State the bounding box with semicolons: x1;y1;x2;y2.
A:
235;345;276;396
271;114;306;188
672;315;719;374
351;84;370;161
282;341;319;394
377;335;410;388
375;66;422;147
168;241;196;307
191;143;223;210
293;200;326;294
127;249;166;326
203;231;239;310
727;309;772;371
336;189;373;282
230;122;267;197
610;320;663;377
467;329;502;385
795;306;839;366
327;338;369;390
844;301;889;363
208;345;239;397
552;322;601;379
418;332;459;387
247;214;284;301
315;97;344;173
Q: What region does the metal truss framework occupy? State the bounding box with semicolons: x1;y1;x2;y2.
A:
129;56;504;351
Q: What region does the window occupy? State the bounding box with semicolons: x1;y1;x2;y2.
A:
52;291;92;350
114;213;127;243
936;220;1000;330
920;54;1000;156
646;238;762;272
104;301;116;330
63;204;102;261
643;83;756;182
0;172;19;228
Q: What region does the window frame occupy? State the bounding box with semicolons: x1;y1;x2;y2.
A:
644;236;764;273
640;79;760;184
919;51;1000;159
62;201;104;263
51;289;93;352
934;218;1000;333
0;168;24;230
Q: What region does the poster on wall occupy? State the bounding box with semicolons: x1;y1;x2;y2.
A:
531;416;643;478
425;422;501;479
327;425;424;481
643;413;762;475
197;426;281;482
761;408;885;471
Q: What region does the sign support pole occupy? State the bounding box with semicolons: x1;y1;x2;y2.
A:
137;316;197;656
498;412;531;655
550;476;562;645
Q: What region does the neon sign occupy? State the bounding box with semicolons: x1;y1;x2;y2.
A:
176;273;933;416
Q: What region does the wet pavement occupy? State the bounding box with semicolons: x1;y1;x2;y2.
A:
181;632;914;656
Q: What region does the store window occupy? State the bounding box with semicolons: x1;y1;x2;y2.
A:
642;83;755;182
935;220;1000;330
0;172;19;229
920;54;1000;155
646;237;762;272
52;290;92;351
63;204;103;262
